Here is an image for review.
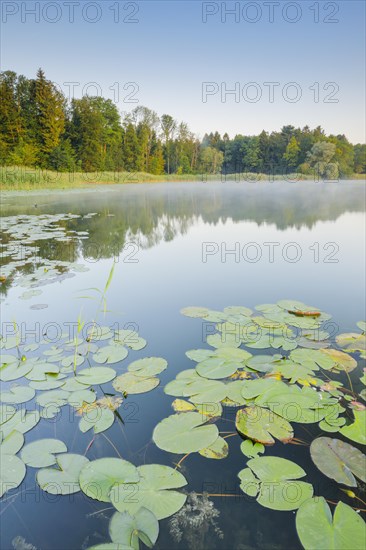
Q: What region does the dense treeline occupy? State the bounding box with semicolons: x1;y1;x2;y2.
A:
1;69;365;178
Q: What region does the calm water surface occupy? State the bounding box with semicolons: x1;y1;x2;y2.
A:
1;181;365;550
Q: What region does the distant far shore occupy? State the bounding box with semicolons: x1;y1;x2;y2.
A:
0;167;365;191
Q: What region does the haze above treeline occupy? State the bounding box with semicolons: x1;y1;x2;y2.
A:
1;69;365;179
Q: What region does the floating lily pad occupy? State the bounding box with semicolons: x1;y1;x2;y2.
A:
196;358;238;380
109;508;159;549
37;454;89;495
240;440;265;458
109;464;187;520
153;412;219;454
310;437;366;487
236;405;293;445
0;453;26;497
0;359;34;382
76;367;116;385
79;458;139;502
1;410;40;437
21;439;68;468
296;497;366;550
113;373;159;395
79;407;115;434
319;348;357;373
93;345;128;365
239;456;313;510
198;436;229;459
180;307;210;318
0;385;35;404
0;430;24;455
340;410;366;444
206;334;241;349
127;357;167;377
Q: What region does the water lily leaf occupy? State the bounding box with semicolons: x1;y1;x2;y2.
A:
290;349;333;370
36;389;70;408
277;299;318;312
26;362;60;381
79;457;139;502
246;355;281;373
241;377;280;399
1;410;40;437
21;439;68;468
93;346;128;365
340;410;366;444
0;359;34;381
196;358;238;379
357;321;366;332
336;333;366;355
319;348;357;373
128;357;167;377
296;497;366;550
236;405;293;445
224;381;250;406
29;375;66;391
88;545;132;550
180;307;210;318
206;334;241;349
224;306;252;317
61;355;85;368
0;454;26;497
310;437;366;487
240;440;265;458
215;347;251;362
239;456;313;510
109;464;187;520
0;430;24;455
171;399;196;413
198;436;228;459
76;367;116;385
79;407;115;434
37;453;89;495
61;378;91;392
113;330;147;351
109;508;159;549
0;385;35;404
68;389;96;409
183;378;227;404
113;373;159;395
153;412;219;454
186;349;213;363
87;326;114;342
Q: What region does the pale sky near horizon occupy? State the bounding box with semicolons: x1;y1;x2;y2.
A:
1;0;365;143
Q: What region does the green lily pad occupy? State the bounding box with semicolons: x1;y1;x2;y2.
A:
109;464;187;520
127;357;167;377
79;457;139;502
336;333;366;355
246;355;281;373
206;334;241;349
240;440;265;458
113;373;159;395
0;453;26;497
1;410;40;437
296;497;366;550
180;307;210;318
236;405;293;445
76;367;116;385
26;362;60;381
0;358;34;382
196;358;238;379
290;349;334;370
93;345;128;365
310;437;366;487
357;321;366;332
239;456;313;510
0;385;35;404
186;349;213;363
21;439;68;468
198;436;229;459
68;389;96;409
37;454;89;495
0;430;24;455
109;508;159;549
319;348;357;373
153;412;219;454
79;407;115;434
340;410;366;444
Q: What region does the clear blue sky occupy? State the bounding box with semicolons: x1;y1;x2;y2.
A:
1;0;365;143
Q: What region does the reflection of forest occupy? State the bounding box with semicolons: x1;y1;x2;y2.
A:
1;182;365;266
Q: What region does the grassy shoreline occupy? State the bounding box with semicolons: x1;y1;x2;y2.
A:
0;166;365;191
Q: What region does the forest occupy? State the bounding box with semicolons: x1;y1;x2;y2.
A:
1;69;365;179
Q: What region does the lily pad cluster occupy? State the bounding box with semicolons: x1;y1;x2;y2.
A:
0;322;167;498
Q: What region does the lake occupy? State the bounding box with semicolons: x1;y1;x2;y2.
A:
1;181;365;550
